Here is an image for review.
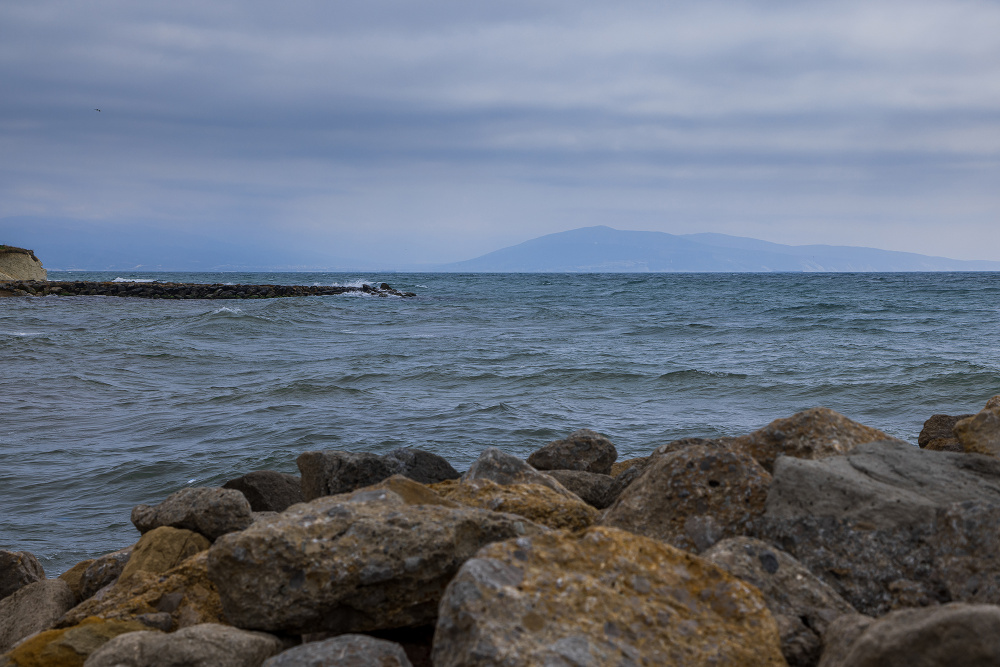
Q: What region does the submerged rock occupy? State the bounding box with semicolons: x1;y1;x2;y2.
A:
131;487;253;541
526;429;617;475
432;526;785;667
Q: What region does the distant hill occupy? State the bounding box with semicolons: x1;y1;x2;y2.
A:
437;226;1000;273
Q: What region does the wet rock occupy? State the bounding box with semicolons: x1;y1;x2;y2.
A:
207;487;544;634
0;580;75;652
432;526;785;667
131;487;253;541
84;623;283;667
461;448;577;499
526;429;617;475
546;470;617;509
77;547;133;602
384;448;460;485
817;603;1000;667
601;444;771;553
223;471;305;512
297;451;395;501
730;407;895;472
703;536;856;667
0;551;45;602
59;552;224;631
430;478;598;530
263;635;412;667
918;414;974;452
1;617;150;667
956;410;1000;457
118;526;211;583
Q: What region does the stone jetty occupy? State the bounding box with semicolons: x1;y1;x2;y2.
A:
0;280;416;299
5;399;1000;666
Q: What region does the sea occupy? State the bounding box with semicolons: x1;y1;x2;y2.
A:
2;271;999;575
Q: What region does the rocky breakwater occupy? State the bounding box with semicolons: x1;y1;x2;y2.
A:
6;403;1000;665
0;280;415;299
0;246;46;283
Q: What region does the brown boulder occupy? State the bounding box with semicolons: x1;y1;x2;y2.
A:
75;547;133;602
601;444;771;552
118;526;211;583
432;526;786;666
545;469;617;509
918;414;974;452
730;407;895;472
525;429;617;475
609;456;648;478
956;410;1000;457
0;617;149;667
430;478;598;530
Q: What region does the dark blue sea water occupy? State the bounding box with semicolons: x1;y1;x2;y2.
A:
3;271;999;574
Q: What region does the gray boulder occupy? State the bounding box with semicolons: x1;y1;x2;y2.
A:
703;537;857;667
526;429;617;475
131;487;253;541
79;545;135;601
297;451;395;500
817;603;1000;667
546;470;617;509
207;486;543;634
223;471;305;512
0;550;44;602
0;579;75;652
384;448;460;485
82;623;284;667
462;448;578;499
263;635;412;667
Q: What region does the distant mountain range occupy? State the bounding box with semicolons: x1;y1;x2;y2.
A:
438;226;1000;273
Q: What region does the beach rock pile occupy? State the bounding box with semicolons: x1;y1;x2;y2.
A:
6;398;1000;666
0;280;416;299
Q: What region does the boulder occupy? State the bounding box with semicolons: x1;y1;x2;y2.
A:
223;471;305;512
432;526;786;667
758;439;1000;615
84;623;284;667
59;560;95;603
817;603;1000;667
131;487;253;541
652;436;736;457
461;448;577;499
76;547;133;602
118;527;211;583
918;413;974;452
525;429;617;475
1;617;149;667
955;410;1000;457
0;246;46;282
703;536;857;667
430;479;598;530
0;580;75;652
263;635;412;667
383;448;460;485
59;552;224;631
207;486;544;634
609;456;648;478
297;451;394;500
0;551;45;602
601;444;771;553
545;470;617;509
985;395;1000;413
729;407;895;472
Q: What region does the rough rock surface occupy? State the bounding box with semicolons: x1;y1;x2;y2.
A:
263;635;413;667
609;456;648;478
461;448;577;499
83;623;283;667
0;580;75;652
985;395;1000;413
601;444;771;552
432;526;785;667
918;413;974;452
59;560;95;603
703;536;857;667
526;429;617;475
297;451;395;500
131;487;253;541
817;603;1000;667
383;448;460;485
118;526;211;583
651;436;736;457
0;551;45;602
60;552;224;631
223;471;305;512
955;409;1000;457
758;440;1000;615
207;487;543;634
545;470;617;509
0;246;46;282
430;479;598;530
729;407;895;471
76;547;134;602
1;617;150;667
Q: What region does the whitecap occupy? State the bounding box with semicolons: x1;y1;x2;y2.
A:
111;277;158;283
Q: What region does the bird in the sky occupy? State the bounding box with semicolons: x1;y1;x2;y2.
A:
94;108;101;112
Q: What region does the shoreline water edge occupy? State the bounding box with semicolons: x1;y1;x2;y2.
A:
5;400;1000;666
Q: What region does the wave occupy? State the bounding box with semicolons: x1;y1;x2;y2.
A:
111;277;159;283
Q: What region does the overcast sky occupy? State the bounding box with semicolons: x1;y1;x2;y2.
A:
2;0;999;268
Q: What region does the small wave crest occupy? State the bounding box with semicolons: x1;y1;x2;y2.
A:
111;277;158;283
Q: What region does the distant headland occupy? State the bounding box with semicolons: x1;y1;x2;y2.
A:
0;245;47;281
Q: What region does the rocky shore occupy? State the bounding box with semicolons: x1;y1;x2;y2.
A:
4;399;1000;666
0;281;416;299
